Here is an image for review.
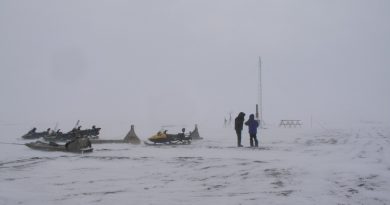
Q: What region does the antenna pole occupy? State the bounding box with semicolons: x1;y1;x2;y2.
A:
258;56;263;128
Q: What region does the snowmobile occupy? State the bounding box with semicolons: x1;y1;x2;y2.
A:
25;137;93;153
43;126;101;142
145;128;192;145
77;126;101;139
21;128;50;139
43;130;74;142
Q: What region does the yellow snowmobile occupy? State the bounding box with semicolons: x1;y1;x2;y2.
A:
145;128;191;145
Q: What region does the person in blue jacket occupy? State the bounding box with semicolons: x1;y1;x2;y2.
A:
245;114;259;147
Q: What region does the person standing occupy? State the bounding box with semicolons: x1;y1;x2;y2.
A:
245;114;259;147
234;112;245;147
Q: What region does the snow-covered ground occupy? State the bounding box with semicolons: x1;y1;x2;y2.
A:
1;123;390;205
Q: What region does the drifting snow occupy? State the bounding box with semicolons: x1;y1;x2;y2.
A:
0;124;389;204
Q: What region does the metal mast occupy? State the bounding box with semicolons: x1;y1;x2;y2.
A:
258;56;263;128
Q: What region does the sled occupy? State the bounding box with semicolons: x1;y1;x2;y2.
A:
25;137;93;153
90;125;140;145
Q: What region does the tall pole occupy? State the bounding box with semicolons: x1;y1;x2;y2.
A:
258;56;263;129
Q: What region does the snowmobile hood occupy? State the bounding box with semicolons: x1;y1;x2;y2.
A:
149;132;168;140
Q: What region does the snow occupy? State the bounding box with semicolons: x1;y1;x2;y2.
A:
1;123;390;205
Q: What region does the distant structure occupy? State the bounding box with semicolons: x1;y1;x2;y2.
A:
279;120;302;128
124;125;141;144
189;124;203;140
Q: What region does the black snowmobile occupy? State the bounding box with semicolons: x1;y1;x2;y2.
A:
21;128;51;139
43;126;101;142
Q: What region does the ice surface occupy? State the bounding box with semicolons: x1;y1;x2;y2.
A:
1;124;390;205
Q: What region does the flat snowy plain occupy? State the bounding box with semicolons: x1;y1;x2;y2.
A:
1;123;389;205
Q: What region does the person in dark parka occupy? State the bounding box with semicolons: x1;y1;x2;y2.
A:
245;114;259;147
234;112;245;147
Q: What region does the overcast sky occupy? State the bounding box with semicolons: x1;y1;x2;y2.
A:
1;0;389;137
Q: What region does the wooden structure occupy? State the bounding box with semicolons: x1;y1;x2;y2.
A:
279;120;302;128
189;124;203;140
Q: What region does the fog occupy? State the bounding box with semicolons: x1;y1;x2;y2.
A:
1;0;389;137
